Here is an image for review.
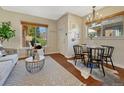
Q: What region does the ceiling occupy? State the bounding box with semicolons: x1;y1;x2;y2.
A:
1;6;104;20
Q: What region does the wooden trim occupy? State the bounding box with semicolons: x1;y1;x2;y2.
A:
21;21;48;27
85;11;124;25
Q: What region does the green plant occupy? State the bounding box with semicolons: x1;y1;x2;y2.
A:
0;22;15;43
28;26;35;37
35;37;47;46
31;37;46;46
88;32;96;40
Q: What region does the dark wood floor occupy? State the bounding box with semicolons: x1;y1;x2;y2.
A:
49;53;124;86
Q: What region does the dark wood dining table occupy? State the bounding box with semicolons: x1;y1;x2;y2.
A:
81;44;104;68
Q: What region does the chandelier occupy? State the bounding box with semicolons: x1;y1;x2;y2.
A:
86;6;102;23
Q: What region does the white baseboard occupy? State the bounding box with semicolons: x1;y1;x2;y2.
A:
114;63;124;69
45;52;59;55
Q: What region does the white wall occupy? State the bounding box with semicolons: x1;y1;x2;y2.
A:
0;7;57;54
82;6;124;68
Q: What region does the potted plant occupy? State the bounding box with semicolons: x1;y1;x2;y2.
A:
0;22;15;45
87;32;96;47
88;32;95;40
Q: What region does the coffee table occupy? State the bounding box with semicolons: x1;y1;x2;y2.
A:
25;56;45;73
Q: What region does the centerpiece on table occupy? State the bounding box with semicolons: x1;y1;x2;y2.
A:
87;32;97;47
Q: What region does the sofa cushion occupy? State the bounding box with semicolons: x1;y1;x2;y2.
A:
0;47;7;57
0;54;18;64
0;54;18;85
0;60;13;79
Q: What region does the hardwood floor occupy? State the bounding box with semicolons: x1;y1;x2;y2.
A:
49;53;102;85
49;53;124;86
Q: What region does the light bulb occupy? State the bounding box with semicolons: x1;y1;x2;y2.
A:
87;17;89;20
100;14;102;17
96;12;99;15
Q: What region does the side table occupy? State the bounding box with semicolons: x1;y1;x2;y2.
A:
25;56;45;73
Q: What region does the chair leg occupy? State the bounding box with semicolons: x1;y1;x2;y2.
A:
87;57;90;67
106;57;108;64
74;58;77;65
82;55;86;65
86;61;89;67
90;62;93;74
101;61;105;76
110;57;115;70
97;62;100;69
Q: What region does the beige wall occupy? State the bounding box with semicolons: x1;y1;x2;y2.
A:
1;6;124;68
67;13;83;57
0;7;57;54
57;14;68;57
82;6;124;68
57;13;83;58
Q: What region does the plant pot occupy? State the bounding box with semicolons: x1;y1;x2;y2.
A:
0;41;3;47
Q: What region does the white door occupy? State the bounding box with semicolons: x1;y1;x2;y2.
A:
58;24;66;56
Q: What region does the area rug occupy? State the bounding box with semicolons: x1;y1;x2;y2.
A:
67;60;124;85
4;56;83;86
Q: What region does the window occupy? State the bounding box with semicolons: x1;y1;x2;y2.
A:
88;23;102;38
102;21;123;37
35;27;48;46
87;16;124;39
21;21;48;47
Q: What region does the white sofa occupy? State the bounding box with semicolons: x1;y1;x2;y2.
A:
0;54;18;85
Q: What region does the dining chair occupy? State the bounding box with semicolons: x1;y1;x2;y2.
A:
81;44;88;54
101;45;115;70
87;47;105;76
73;45;86;65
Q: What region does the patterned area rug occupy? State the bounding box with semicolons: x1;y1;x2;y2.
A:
4;56;83;86
67;60;124;85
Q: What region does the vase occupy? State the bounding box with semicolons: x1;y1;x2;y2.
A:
0;41;3;47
